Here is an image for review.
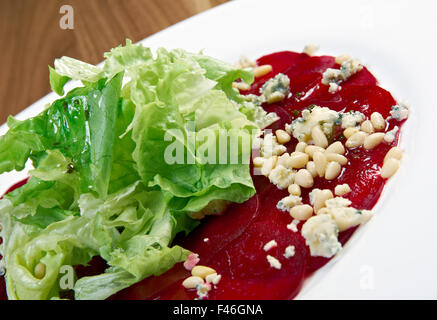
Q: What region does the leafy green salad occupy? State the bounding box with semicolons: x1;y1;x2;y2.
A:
0;40;277;299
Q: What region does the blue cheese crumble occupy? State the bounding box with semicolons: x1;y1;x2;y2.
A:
390;104;409;121
322;57;363;92
260;73;291;104
301;214;342;258
340;111;366;128
260;133;287;157
277;195;302;212
285;106;339;141
284;245;296;258
269;165;294;189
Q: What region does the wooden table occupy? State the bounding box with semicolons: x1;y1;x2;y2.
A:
0;0;228;124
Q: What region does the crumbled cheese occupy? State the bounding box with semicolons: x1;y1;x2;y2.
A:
277;195;302;212
341;111;366;128
203;238;209;242
205;273;222;286
264;240;278;251
329;82;341;93
286;219;300;232
319;197;373;232
196;282;212;300
269;165;294;189
183;253;200;271
390;104;409;121
384;126;399;143
285;106;339;141
308;188;320;206
267;255;282;269
322;57;363;88
284;245;296;258
325;197;352;208
240;100;280;129
235;56;256;69
260;73;290;104
260;133;287;157
301;214;342;258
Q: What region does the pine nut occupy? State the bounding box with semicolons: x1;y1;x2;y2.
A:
325;153;348;165
261;156;278;176
254;65;272;77
306;161;317;177
364;133;385;150
325;161;342;180
182;276;204;289
34;263;46;279
313;189;333;213
345;131;368;148
326;141;345;155
253;157;264;167
275;129;291;144
381;158;400;178
288;184;301;196
360;120;374;134
295;142;307;152
277;153;291;168
232;81;250;91
313;151;327;177
343;127;359;139
311;126;328;148
295;169;314;188
335;183;351;196
370;112;385;131
384;146;403;163
289;152;309;169
335;54;351;64
192;265;217;279
305;145;325;158
290;204;314;221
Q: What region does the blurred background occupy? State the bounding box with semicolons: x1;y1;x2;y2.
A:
0;0;228;123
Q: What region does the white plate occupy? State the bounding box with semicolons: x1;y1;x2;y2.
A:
1;0;437;299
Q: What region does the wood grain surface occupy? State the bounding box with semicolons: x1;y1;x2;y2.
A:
0;0;229;124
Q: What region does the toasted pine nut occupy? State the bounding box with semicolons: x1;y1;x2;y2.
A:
303;44;319;56
311;126;328;148
289;152;309;169
370;112;385;131
295;169;314;188
253;157;264;167
290;204;314;221
34;263;46;279
305;145;325;158
306;161;317;177
343;127;359;139
384;146;403;164
192;265;217;279
261;156;278;176
313;151;327;177
345;131;368;148
335;54;351;64
182;276;204;289
232;81;250;91
276;129;291;144
381;158;400;179
360;120;374;134
295;141;307;153
325;161;342;180
335;183;351;196
364;133;385;150
277;153;291;168
288;184;301;196
326;141;345;155
325;153;348;166
313;189;333;213
254;65;272;77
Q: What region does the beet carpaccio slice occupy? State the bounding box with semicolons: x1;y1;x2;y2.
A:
110;51;406;300
1;51;407;300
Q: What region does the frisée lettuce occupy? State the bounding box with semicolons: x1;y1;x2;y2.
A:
0;40;276;300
